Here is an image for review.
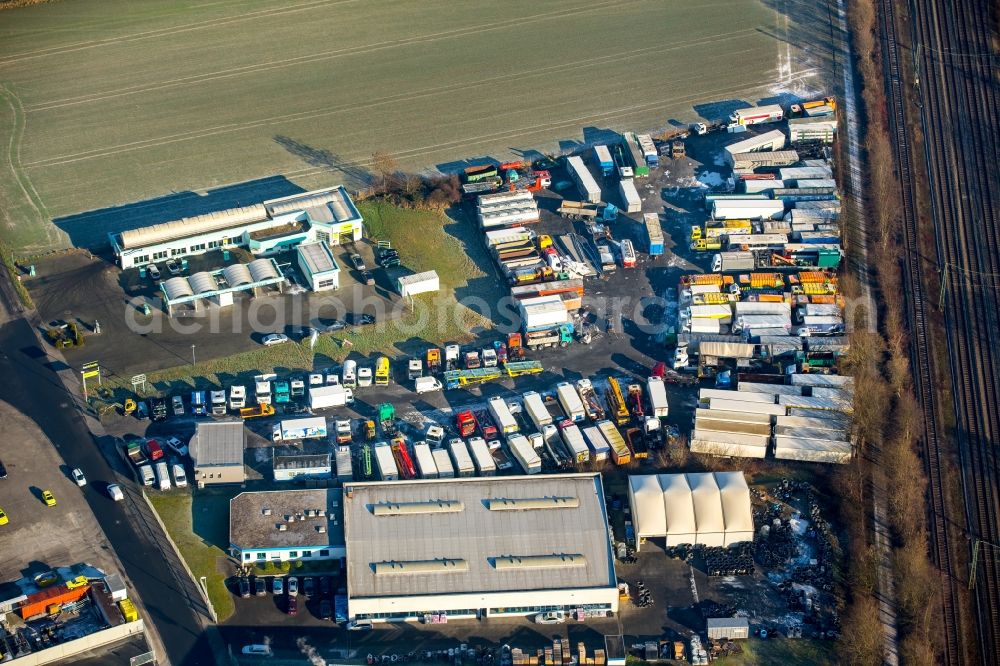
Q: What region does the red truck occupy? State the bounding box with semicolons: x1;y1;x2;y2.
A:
455;411;478;438
145;439;164;462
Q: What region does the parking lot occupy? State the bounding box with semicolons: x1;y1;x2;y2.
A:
0;402;123;583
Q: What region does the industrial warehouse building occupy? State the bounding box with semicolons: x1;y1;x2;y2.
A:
191;420;247;487
229;489;345;564
109;185;364;269
627;472;754;549
296;242;340;291
342;474;618;622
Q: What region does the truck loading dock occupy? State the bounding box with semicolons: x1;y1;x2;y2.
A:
342;474;618;622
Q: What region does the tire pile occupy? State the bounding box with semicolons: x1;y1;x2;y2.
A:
704;542;755;576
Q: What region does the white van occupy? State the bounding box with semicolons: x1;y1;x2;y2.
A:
172;464;188;488
342;360;357;388
139;465;155;487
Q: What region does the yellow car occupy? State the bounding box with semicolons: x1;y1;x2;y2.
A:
42;490;56;507
0;508;7;525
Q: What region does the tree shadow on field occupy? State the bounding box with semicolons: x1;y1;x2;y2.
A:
53;175;307;252
274;135;373;186
759;0;841;90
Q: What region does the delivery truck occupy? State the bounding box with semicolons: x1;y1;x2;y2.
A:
581;425;611;461
644;213;664;255
413;442;439;479
155;461;171;491
469;437;498;476
308;385;355;410
273;417;328;442
558;421;590;464
432;448;455;478
728;104;784;126
566;155;601;203
507;434;541;474
522;391;552;429
448;438;476;477
646;376;669;418
598;420;631;465
556;382;586;422
487;397;519;435
373;442;399;480
594;145;614;177
712;251;756;272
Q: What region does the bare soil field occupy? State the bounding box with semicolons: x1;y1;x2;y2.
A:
0;0;827;252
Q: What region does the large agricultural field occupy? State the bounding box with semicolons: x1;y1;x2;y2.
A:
0;0;824;253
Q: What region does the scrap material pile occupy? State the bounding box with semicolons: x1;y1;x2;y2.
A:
510;640;606;666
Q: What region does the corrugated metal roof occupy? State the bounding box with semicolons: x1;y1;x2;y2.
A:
248;258;279;282
188;271;218;295
223;263;253;288
119;204;267;249
344;474;613;599
162;276;194;301
297;242;338;274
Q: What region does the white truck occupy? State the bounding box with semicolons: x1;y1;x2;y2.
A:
414;376;444;394
172;464;188;488
154;461;171;491
139;464;155;487
507;434;541;474
728;104;784;126
558;421;590;463
228;385;246;410
342;360;357;388
618;179;642;213
712;251;756;272
522;391;553;429
646;376;669;418
581;425;610;461
273;417;328;442
308;385;355;410
254;377;273;405
468;437;497;476
556;382;586;423
566;155;601;203
374;442;399;480
413;442;439;479
210;390;227;415
432;448;455;478
357;366;373;387
448;438;476;477
487;397;518;435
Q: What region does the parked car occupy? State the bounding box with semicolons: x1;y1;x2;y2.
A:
146;263;161;280
272;577;284;595
42;490;56;507
287;595;298;616
319;575;331;597
107;484;125;502
172;464;188;488
242;645;273;657
166;259;182;276
287;576;298;596
303;577;315;597
319;599;333;620
262;333;289;347
360;270;375;286
171;395;185;416
238;577;250;598
534;610;566;625
353;313;375;326
377;248;400;267
165;436;189;457
346;619;373;631
322;320;347;333
254;577;266;596
71;468;86;487
349;253;366;271
135;400;149;420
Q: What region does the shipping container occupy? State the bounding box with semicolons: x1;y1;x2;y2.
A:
694;408;773;425
738;382;803;396
742;179;786;194
724;129;787;165
709;398;786;416
373;443;399;481
556;382;586;422
712;199;786;220
694;418;772;436
700;388;775;404
772;436;852;464
618;179;642;213
431;448;455;478
788;374;854;388
598;420;631;465
777;394;852;412
581;425;611;461
734;301;792;317
412;442;439;479
468;436;498;476
690;434;768;458
558;421;590;463
507;434;542;473
484;227;534;247
566;155;602;203
519;295;570;331
522;391;553;429
448;438;476;477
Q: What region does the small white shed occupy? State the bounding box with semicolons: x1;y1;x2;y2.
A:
397;270;440;298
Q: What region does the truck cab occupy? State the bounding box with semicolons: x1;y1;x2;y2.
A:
229;385;247;410
210;390;227;415
255;379;272;405
273;381;291;403
171;395;185;416
336;420;352;444
407;359;422;381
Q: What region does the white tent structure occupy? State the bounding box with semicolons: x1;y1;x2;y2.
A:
627;472;754;549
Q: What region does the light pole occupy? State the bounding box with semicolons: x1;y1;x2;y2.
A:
191;344;197;367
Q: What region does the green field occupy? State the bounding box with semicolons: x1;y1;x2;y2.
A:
0;0;800;253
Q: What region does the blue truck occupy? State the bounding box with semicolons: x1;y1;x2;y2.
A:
593;145;614;177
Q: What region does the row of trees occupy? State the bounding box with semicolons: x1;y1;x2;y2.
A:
369;151;463;210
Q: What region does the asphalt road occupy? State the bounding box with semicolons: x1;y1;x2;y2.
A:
0;277;215;665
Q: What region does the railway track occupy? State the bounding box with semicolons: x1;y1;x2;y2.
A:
875;0;961;662
880;0;1000;661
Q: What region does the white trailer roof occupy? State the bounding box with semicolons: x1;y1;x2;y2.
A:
724;129;787;156
700;388;775;404
628;472;754;547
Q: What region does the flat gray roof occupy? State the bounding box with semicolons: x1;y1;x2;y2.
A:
191;420;245;467
297;242;338;275
343;474;614;600
230;489;345;550
274;453;332;470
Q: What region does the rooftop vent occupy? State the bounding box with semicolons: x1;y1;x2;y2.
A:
316;526;326;533
372;500;465;516
277;524;288;531
373;559;468;575
486;496;580;511
493;553;587;570
262;508;272;516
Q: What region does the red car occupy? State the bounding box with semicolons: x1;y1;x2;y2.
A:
145;439;164;462
287;595;298;616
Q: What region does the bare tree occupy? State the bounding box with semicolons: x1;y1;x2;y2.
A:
371;151;398;194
